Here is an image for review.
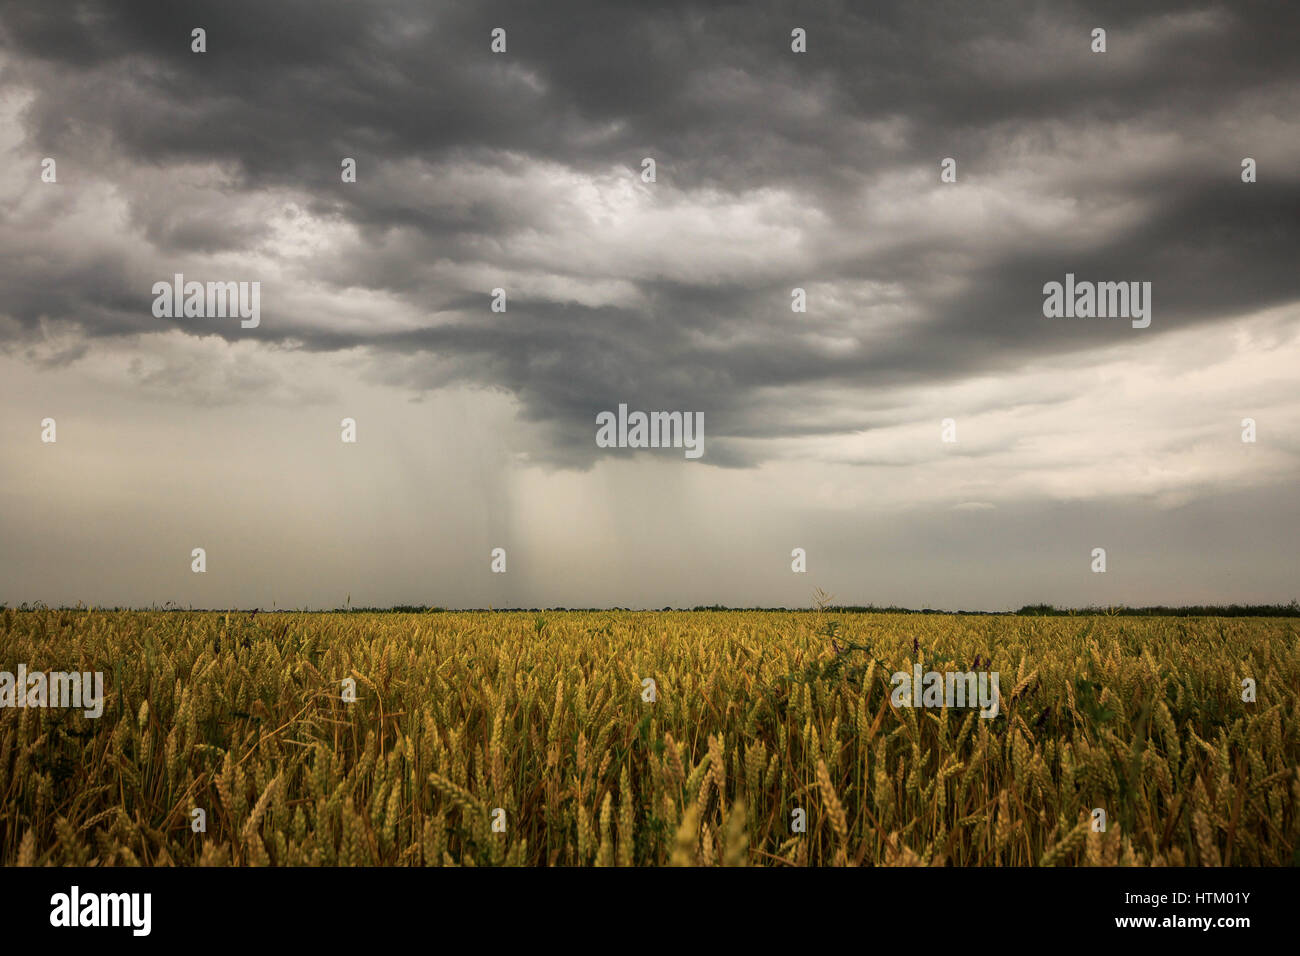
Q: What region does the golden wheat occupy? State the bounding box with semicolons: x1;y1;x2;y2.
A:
0;608;1295;866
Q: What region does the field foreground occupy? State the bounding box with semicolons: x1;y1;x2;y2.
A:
1;609;1297;866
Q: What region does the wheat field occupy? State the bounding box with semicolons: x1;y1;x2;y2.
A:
1;607;1296;866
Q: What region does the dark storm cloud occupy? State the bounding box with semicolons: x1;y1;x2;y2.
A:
2;0;1297;467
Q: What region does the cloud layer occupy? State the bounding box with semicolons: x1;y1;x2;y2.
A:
1;1;1296;607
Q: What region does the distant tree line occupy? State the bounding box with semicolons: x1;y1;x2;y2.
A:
9;600;1299;617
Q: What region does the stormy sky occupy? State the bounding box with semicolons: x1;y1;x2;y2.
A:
1;0;1297;610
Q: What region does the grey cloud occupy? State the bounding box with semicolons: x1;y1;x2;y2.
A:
1;0;1297;468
